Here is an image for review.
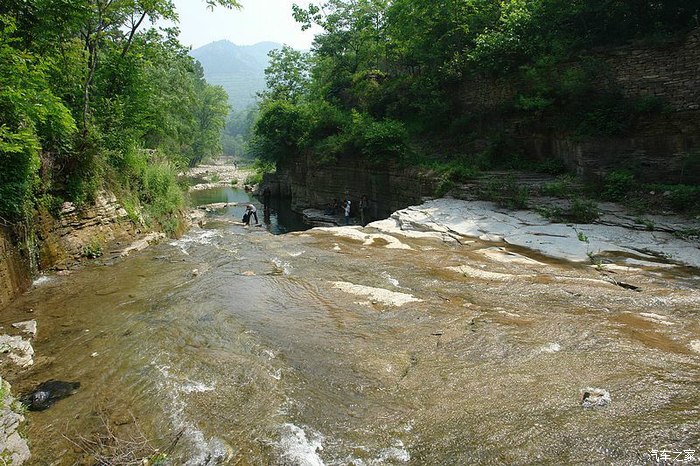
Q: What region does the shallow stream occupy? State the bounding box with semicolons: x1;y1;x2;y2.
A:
1;195;699;465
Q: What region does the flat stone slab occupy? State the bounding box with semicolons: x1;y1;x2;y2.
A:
368;198;700;268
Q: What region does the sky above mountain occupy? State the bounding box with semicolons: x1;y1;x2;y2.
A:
191;40;281;111
172;0;318;50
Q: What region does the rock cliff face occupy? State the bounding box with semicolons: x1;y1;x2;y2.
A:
0;228;30;310
272;155;437;220
36;191;135;270
0;191;138;310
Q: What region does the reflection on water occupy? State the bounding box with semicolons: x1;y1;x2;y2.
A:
190;187;309;235
1;203;699;465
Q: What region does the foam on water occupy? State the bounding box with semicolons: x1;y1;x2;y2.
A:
181;381;216;394
278;423;325;466
272;257;292;275
690;340;700;354
380;271;400;287
541;343;562;353
151;357;230;464
32;275;51;287
376;440;410;463
170;229;221;255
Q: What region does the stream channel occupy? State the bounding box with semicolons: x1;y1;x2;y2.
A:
1;188;699;465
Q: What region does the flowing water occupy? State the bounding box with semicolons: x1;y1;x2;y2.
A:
2;196;699;465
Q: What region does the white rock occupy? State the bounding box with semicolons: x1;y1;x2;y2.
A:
0;335;34;367
369;198;700;268
580;387;611;408
11;320;37;337
332;281;421;306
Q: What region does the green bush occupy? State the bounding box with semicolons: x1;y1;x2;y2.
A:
139;158;185;236
0;127;41;220
542;175;576;198
568;198;599;223
482;175;529;209
82;238;103;259
350;111;409;164
602;170;635;201
666;185;700;213
245;159;275;186
435;179;456;198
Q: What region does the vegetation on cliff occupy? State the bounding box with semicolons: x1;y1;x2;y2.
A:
252;0;699;211
0;0;239;234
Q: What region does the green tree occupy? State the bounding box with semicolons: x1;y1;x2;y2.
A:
261;45;311;104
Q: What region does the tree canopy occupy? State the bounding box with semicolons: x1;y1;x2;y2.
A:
0;0;235;233
253;0;699;170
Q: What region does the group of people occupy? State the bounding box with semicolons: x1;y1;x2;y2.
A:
240;187;371;227
323;194;370;225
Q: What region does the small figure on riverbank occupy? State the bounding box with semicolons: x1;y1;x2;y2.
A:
324;199;340;215
263;187;271;211
245;204;259;226
360;194;369;226
343;199;351;225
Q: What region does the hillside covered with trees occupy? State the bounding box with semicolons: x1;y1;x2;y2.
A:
0;0;238;235
253;0;699;212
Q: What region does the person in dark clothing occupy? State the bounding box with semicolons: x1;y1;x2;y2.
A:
360;194;369;226
262;187;271;211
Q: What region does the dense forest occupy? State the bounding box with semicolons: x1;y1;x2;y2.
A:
252;0;699;210
0;0;239;234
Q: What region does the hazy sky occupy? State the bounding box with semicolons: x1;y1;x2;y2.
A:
170;0;319;50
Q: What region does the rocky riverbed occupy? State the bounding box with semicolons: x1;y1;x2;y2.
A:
1;178;698;465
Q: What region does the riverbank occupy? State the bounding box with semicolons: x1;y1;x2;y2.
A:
1;187;696;464
185;162;251;192
365;197;700;269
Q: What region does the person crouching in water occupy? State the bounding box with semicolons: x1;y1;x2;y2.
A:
245;204;259;226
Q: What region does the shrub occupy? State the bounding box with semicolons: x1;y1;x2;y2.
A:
482;175;529;209
542;175;576;198
666;184;700;213
139;158;185;236
602;170;635;201
82;238;103;259
245;159;275;186
350;111;409;165
568;198;599;223
435;179;455;198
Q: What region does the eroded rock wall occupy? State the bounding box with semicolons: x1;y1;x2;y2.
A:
1;191;138;310
272;156;437;220
0;228;30;310
37;191;136;270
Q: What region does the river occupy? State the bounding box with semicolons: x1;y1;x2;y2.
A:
1;189;699;465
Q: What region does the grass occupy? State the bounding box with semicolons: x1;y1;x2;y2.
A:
481;175;530;209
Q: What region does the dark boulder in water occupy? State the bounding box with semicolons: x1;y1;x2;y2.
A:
20;380;81;411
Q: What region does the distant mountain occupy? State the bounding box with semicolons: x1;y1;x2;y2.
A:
191;40;281;111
